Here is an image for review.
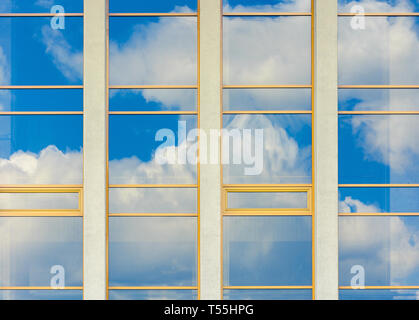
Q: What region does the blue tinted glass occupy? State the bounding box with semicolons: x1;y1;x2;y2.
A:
223;0;311;12
224;216;312;286
338;0;419;13
109;0;197;13
0;290;83;300
0;17;83;85
223;289;312;300
0;89;83;112
0;217;83;287
109;217;197;287
0;0;83;13
340;289;419;300
109;290;197;300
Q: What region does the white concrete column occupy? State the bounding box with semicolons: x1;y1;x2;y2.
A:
199;0;222;300
314;0;339;300
83;0;107;300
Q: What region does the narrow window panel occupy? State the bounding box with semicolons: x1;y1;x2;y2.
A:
109;89;197;112
339;115;419;184
0;0;83;13
339;289;419;300
109;17;197;86
0;290;83;300
223;289;312;300
223;216;312;286
227;191;308;209
109;115;197;185
109;217;197;287
0;217;83;287
223;88;312;111
223;0;311;13
339;188;419;214
222;114;312;184
109;188;197;214
0;193;79;210
339;216;419;286
223;16;311;85
0;115;83;185
339;89;419;112
338;0;419;13
109;0;198;14
338;17;419;85
108;290;197;300
0;89;83;112
0;17;83;86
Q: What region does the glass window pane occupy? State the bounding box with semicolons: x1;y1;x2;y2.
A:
0;217;83;287
0;193;79;210
339;188;419;213
338;0;419;13
109;188;197;214
0;115;83;185
223;0;311;13
109;115;197;185
109;0;198;14
0;290;83;300
227;192;308;209
339;89;419;112
223;16;311;85
0;17;83;85
223;289;312;300
223;88;311;111
109;89;197;112
109;217;197;287
339;115;419;184
109;17;197;86
223;114;312;184
338;17;419;85
109;290;197;300
339;216;419;286
339;289;419;300
223;216;312;286
0;0;83;13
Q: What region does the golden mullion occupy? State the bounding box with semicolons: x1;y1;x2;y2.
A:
339;111;419;115
223;12;312;17
339;286;419;289
338;13;419;17
109;13;197;17
109;286;197;290
109;111;197;115
109;85;197;89
0;86;83;89
339;184;419;188
223;110;312;114
109;213;198;217
223;85;312;89
0;287;83;290
339;212;419;216
339;85;419;89
0;13;83;17
109;184;198;188
223;286;312;290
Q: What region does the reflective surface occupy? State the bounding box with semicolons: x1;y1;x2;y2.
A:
340;289;419;300
339;216;419;286
223;216;312;286
0;217;83;287
223;0;311;13
338;0;419;13
109;290;197;300
109;217;197;287
109;0;198;13
0;17;83;85
227;192;308;209
0;193;79;210
339;115;419;184
223;289;312;300
0;290;83;300
109;17;197;86
0;0;83;13
223;16;311;85
109;188;197;214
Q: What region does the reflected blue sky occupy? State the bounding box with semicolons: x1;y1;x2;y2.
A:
338;0;419;13
110;0;197;14
224;289;312;300
340;289;419;300
0;0;83;13
223;0;311;12
0;290;83;300
109;290;197;300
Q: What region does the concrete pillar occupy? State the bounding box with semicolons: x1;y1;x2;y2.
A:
199;0;222;300
314;0;339;300
83;0;107;300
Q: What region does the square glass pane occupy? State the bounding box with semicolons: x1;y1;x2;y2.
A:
0;217;83;287
109;89;197;112
109;217;197;287
223;0;311;13
223;16;311;85
338;17;419;85
223;216;312;286
109;188;197;214
0;0;83;13
339;89;419;112
223;88;312;111
0;17;83;85
109;0;198;13
222;114;312;184
223;289;312;300
0;115;83;185
339;216;419;286
339;115;419;184
109;17;197;86
109;290;197;300
109;114;197;185
339;187;419;213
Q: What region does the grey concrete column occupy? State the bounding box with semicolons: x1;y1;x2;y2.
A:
199;0;222;300
314;0;339;300
83;0;107;300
